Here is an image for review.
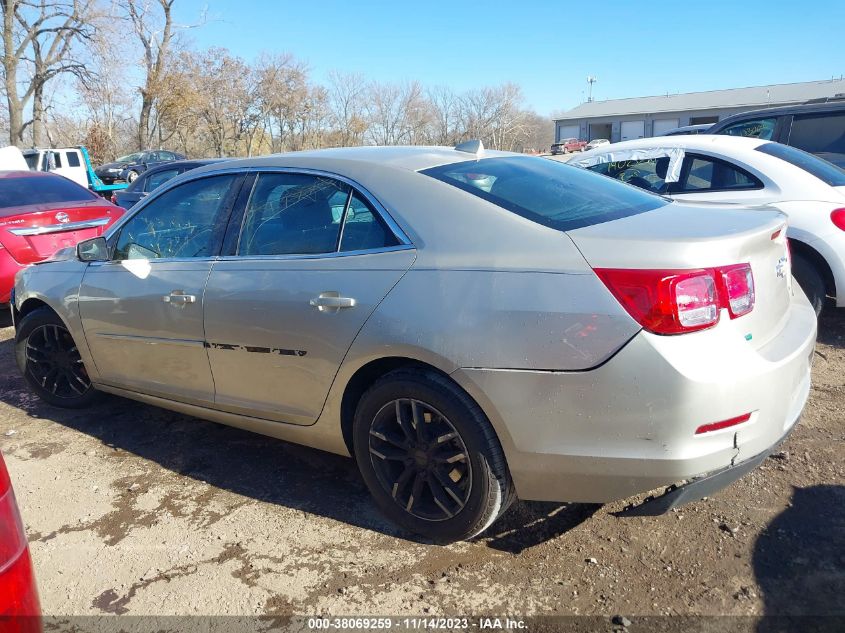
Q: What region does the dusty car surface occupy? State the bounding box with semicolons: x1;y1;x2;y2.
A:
11;143;816;543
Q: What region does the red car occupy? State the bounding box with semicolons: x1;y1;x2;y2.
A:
550;138;588;155
0;171;123;304
0;451;41;631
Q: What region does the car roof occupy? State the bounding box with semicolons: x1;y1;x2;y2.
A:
189;145;516;176
713;100;845;127
143;158;226;172
579;134;767;155
0;170;60;179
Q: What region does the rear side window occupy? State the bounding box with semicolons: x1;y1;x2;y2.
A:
340;192;398;252
66;152;81;168
787;113;845;165
719;117;777;140
239;173;350;256
144;168;180;192
422;156;667;231
756;142;845;186
673;154;762;193
0;175;96;208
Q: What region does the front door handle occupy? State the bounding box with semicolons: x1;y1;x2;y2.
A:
310;291;356;313
163;290;196;305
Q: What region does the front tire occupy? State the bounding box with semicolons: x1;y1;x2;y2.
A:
353;368;514;543
792;254;826;316
125;170;139;183
15;307;100;408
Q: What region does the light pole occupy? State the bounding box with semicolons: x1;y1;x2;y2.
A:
587;76;597;103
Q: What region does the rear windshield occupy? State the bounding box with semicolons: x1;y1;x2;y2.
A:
756;142;845;186
421;156;668;231
0;175;96;208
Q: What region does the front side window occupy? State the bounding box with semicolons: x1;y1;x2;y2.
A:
423;156;667;231
66;152;81;168
144;169;181;192
673;154;762;192
239;173;350;256
0;175;96;208
113;174;238;260
719;117;777;140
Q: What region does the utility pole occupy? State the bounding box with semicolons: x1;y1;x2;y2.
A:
587;76;597;102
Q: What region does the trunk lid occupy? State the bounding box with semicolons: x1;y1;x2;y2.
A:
568;202;792;348
0;200;122;264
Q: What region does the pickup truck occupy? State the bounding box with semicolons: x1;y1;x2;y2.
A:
22;146;128;197
550;138;588;155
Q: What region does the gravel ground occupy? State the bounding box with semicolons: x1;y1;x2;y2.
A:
0;310;842;621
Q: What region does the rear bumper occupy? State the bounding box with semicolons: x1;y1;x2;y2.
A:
453;287;817;504
617;422;795;516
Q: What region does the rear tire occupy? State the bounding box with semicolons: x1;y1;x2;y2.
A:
792;254;825;316
353;368;515;543
15;307;100;408
125;170;139;183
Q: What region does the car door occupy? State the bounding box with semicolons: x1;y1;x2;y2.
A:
665;153;770;205
78;172;244;405
203;170;416;425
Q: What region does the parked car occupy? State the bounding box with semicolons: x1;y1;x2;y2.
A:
95;150;186;185
12;142;815;543
585;138;610;150
113;159;229;209
0;450;41;630
569;135;845;313
661;124;713;136
551;138;587;154
24;147;129;197
709;99;845;167
0;171;124;304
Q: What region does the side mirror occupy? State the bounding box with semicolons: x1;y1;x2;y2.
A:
77;237;109;262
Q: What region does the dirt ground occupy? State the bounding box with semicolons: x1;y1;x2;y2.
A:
0;309;843;623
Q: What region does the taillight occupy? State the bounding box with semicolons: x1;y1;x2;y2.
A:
0;453;41;627
596;264;755;335
831;208;845;231
720;263;755;318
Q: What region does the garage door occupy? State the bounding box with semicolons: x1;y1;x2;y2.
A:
652;118;680;137
558;125;580;141
620;120;645;141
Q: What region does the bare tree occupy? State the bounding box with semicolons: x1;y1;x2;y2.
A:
1;0;94;145
327;70;367;146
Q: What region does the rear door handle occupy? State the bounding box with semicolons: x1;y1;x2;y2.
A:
163;290;196;305
310;291;356;312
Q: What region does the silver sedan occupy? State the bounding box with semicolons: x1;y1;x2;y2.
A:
11;142;816;542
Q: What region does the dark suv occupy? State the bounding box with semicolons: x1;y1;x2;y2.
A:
709;98;845;167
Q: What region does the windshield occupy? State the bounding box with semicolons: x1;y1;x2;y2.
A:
0;175;97;208
756;142;845;186
116;152;142;163
421;156;668;231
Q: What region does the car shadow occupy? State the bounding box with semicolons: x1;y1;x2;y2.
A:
816;306;845;349
0;333;591;548
753;484;845;632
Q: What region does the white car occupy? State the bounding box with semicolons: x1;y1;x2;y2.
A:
569;135;845;313
585;138;610;150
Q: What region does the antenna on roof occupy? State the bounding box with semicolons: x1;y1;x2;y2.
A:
455;139;484;155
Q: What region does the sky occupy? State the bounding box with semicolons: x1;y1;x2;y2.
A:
173;0;845;117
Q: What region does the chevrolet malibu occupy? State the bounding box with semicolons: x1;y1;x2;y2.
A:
11;142;816;543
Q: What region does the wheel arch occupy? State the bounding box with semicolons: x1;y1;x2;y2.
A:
789;238;836;298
